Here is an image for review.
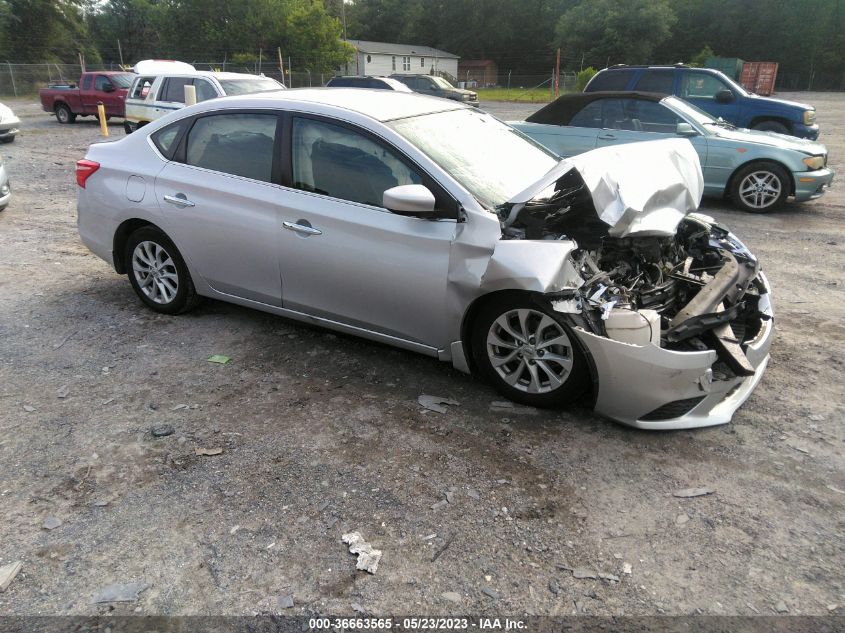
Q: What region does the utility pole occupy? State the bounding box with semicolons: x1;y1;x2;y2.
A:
258;48;262;75
117;39;124;67
554;48;561;98
341;0;348;40
278;47;285;85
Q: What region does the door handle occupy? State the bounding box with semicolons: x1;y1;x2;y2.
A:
283;221;322;236
598;133;616;140
163;193;195;208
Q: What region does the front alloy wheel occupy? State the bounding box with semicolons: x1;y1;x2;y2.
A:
473;297;588;408
731;161;789;212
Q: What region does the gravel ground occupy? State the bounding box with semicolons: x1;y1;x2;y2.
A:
0;93;843;618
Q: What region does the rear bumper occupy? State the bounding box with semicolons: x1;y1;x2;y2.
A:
793;167;834;202
573;273;774;430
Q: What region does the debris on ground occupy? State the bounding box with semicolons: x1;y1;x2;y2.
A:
342;531;382;574
277;594;294;609
548;579;560;595
56;385;70;399
676;513;690;526
481;585;500;600
42;516;62;530
417;395;459;414
207;355;232;364
431;499;448;511
195;447;223;456
572;568;598;580
673;487;713;498
599;572;620;582
351;602;366;613
91;582;149;604
489;401;538;415
826;485;845;495
774;600;789;613
22;405;35;413
150;424;175;438
622;562;632;575
170;404;190;411
442;591;462;603
0;561;22;592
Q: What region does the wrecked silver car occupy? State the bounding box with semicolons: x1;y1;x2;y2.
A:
76;90;773;429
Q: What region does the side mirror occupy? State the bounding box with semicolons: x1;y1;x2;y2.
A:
102;83;116;93
715;89;734;103
383;184;436;215
676;122;698;136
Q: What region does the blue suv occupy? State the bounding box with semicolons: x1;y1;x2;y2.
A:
585;65;819;140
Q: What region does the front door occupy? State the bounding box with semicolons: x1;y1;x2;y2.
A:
154;112;283;306
277;116;456;348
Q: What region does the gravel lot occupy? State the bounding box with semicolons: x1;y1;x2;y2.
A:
0;93;843;618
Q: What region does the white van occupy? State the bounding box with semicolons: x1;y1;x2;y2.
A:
124;63;284;133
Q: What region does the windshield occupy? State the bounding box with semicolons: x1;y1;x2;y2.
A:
111;73;135;88
219;77;283;96
431;76;454;89
389;109;558;210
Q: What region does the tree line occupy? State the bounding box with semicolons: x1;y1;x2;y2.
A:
1;0;843;88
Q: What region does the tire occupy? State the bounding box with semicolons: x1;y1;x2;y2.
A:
123;121;134;135
752;120;790;135
124;226;200;314
0;136;13;143
471;295;589;408
54;103;76;124
730;161;790;213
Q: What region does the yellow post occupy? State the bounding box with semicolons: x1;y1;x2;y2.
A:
184;84;197;106
97;102;109;137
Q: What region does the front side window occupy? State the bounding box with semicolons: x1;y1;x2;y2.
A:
95;75;113;91
194;79;217;102
389;108;557;210
681;72;729;99
402;56;411;71
185;113;277;182
292;117;422;208
161;77;191;103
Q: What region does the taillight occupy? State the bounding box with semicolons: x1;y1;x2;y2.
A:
76;159;100;188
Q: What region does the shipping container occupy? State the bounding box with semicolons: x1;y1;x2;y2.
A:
740;61;779;96
705;57;745;81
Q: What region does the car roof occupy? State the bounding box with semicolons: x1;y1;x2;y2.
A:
143;71;272;80
525;91;667;125
192;88;465;122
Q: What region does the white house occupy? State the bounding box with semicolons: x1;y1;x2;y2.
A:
341;40;460;80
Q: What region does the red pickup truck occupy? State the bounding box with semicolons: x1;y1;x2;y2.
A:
39;71;135;124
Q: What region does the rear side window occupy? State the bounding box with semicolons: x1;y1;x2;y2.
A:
568;101;604;128
161;77;191;103
131;77;155;99
634;70;674;94
194;79;217;102
185;113;278;182
586;70;634;91
151;121;186;160
82;75;93;90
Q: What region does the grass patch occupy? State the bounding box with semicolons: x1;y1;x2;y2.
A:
476;87;563;103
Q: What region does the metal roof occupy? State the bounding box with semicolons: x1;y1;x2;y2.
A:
345;40;459;59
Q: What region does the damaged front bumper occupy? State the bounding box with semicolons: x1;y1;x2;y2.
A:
572;273;774;430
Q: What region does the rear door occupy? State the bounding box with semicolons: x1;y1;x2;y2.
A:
276;115;456;347
153;111;283;306
152;76;190;120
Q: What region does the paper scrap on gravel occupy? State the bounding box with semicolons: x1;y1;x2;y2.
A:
0;561;22;592
673;487;714;498
418;395;460;414
207;355;232;364
91;582;149;604
195;447;223;456
342;531;382;574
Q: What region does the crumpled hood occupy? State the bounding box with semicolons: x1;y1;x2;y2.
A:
508;138;704;238
712;127;826;154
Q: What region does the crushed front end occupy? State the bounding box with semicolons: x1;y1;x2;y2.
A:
498;139;774;428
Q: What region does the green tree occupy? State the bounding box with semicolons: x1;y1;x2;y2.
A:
1;0;99;62
555;0;676;67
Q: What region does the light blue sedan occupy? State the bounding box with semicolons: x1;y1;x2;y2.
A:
510;91;834;212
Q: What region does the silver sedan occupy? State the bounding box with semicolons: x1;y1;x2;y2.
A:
76;89;774;429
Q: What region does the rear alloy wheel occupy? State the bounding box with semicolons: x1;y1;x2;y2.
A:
472;297;588;408
730;161;789;212
54;103;76;124
125;227;199;314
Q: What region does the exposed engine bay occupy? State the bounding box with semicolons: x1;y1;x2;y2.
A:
498;164;771;380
